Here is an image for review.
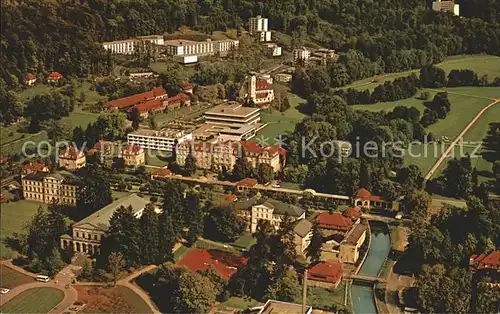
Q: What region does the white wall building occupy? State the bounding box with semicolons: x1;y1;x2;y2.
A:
432;0;460;15
249;16;272;42
293;47;311;64
127;128;193;152
102;35;164;55
165;39;239;58
248;74;275;106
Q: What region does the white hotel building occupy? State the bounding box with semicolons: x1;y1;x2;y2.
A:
249;16;272;42
165;38;239;58
127;128;193;153
102;35;164;54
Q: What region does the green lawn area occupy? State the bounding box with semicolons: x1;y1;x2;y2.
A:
230;233;256;250
18;84;56;101
114;286;153;313
173;244;191;261
60;109;100;129
0;287;64;313
255;93;307;142
0;265;34;288
294;284;346;310
1;200;42;259
345;54;500;91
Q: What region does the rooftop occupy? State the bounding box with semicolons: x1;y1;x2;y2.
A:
342;223;367;245
128;127;189;139
308;261;343;284
205;103;260;117
257;300;312;314
74;194;149;231
294;219;313;237
23;170;80;184
177;248;246;280
259;198;305;217
108;87;167;110
317;212;352;231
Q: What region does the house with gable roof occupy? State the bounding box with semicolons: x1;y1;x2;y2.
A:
352;188;400;211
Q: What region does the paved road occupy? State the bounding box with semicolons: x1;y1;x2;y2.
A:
424;98;500;181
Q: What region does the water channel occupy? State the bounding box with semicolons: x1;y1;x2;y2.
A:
351;222;391;314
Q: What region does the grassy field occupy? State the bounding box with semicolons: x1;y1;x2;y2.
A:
0;265;34;288
0;200;42;259
345;54;500;91
230;233;256;250
76;285;152;313
255;93;307;142
294;284;346;310
0;287;64;313
218;296;260;310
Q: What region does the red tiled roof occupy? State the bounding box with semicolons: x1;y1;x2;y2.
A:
25;73;36;80
265;145;286;156
93;140;113;151
21;162;48;174
47;72;63;80
236;178;258;187
241;141;263;154
122;144;143;155
108;87;167;110
181;81;193;90
343;207;361;220
355;188;371;200
317;212;352;231
177;248;247;280
308;261;343;284
151;167;172;178
256;78;271;91
133;98;166;113
167;92;190;104
60;147;84;159
225;194;238;202
470;251;500;271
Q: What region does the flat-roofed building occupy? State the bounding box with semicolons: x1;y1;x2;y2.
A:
22;171;80;206
204;103;261;126
102;35;164;54
165;38;239;58
127;127;193;152
256;299;312;314
249;16;272;42
432;0;459;15
339;223;367;263
293;47;311;65
60;194;149;255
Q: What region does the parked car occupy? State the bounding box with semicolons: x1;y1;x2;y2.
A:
0;288;10;294
35;275;50;282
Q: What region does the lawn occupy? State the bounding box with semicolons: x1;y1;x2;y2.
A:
345;54;500;91
294;284;346;310
218;296;260;310
0;265;33;288
0;287;64;313
0;200;42;259
230;233;256;250
255;93;307;143
75;285;153;313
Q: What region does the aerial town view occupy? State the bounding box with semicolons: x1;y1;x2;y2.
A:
1;0;500;313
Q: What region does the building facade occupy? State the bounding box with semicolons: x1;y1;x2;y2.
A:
293;47;311;64
352;188;400;211
294;219;313;256
58;147;86;170
249;16;272;42
22;171;80;206
127;128;193;152
247;75;275;106
60;194;149;255
432;0;460;15
164;38;239;58
108;87;168;110
102;35;164;54
121;144;145;166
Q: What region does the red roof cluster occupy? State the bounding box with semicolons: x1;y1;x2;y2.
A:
21;161;48;174
181;81;193;91
308;261;343;285
60;147;84;159
151;167;172;179
133;98;166;114
225;194;238;202
317;212;353;232
108;87;167;110
239;141;286;158
177;249;247;280
47;72;63;80
236;178;258;187
167;92;190;105
470;251;500;271
122;144;143;155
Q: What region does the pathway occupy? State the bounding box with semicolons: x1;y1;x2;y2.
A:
424;98;500;180
117;265;161;314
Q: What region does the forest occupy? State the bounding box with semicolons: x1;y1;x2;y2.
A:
2;0;500;88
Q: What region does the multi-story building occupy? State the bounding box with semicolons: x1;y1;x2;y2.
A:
121;144;145;166
102;35;164;55
338;223;367;263
247;74;275;106
176;140;286;172
58;147;86;170
294;219;313;256
164;38;239;58
127;127;193;153
60;194;149;255
107;87;168;110
22;171;80;206
293;47;311;65
263;43;282;57
236;197;306;233
432;0;459;15
311;49;339;66
20;161;49;178
249;16;272;42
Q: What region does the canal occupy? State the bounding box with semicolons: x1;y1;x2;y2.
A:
351;222;391;314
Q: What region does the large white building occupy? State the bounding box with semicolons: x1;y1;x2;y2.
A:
249;16;272;42
432;0;460;15
293;47;311;64
102;35;164;54
127;128;193;152
247;74;275;106
165;38;239;59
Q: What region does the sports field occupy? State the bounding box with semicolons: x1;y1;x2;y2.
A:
0;288;64;313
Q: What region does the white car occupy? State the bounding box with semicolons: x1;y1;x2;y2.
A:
0;288;10;294
272;184;281;188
